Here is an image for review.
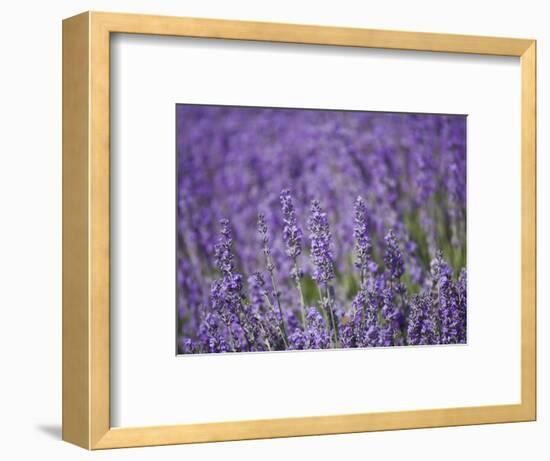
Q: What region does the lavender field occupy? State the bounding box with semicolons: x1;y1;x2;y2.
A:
176;105;467;354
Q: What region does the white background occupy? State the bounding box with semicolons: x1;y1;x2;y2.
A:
0;0;547;459
112;35;520;426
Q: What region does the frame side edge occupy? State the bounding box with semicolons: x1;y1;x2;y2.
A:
89;11;112;449
62;11;92;449
520;41;537;420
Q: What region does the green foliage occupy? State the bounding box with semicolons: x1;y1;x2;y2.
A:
301;274;321;306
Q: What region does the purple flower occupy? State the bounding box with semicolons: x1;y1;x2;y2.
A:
304;308;331;349
248;272;266;312
430;251;465;344
308;199;335;287
198;312;230;353
214;218;236;276
257;213;274;273
248;272;285;350
308;199;339;344
209;219;249;351
407;293;437;345
280;189;307;326
379;288;401;346
178;337;197;354
280;189;303;261
353;196;373;285
384;229;404;280
257;213;289;347
341;288;380;348
457;268;467;343
289;308;330;350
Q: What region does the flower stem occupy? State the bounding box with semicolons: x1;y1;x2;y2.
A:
326;286;339;346
254;313;272;351
262;291;288;348
225;321;236;352
293;262;307;328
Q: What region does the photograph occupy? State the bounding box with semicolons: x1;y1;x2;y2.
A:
176;105;467;354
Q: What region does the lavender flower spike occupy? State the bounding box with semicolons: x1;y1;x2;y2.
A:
214;218;235;276
211;218;246;352
281;189;303;260
308;199;335;287
431;251;463;344
353;196;372;285
280;189;307;327
308;199;338;344
257;213;274;273
257;213;289;346
407;293;437;345
384;229;404;280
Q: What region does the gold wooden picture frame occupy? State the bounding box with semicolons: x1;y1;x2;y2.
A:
62;11;536;450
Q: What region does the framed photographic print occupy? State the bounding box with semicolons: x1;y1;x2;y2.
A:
62;11;536;449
